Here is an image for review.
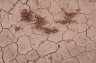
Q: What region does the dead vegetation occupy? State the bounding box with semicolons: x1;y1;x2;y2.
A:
15;26;21;31
21;9;32;22
20;8;78;34
42;27;59;34
20;9;59;34
33;15;59;34
64;11;76;18
33;15;47;29
55;9;77;24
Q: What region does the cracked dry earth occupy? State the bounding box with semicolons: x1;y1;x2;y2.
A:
0;0;96;63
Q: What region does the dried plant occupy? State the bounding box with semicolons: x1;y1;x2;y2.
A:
55;9;77;24
33;15;47;29
21;9;32;22
43;27;58;34
64;11;76;18
32;15;58;34
55;20;70;24
15;26;21;31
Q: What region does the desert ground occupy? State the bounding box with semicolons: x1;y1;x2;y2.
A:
0;0;96;63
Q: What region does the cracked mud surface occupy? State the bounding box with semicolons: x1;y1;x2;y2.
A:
0;0;96;63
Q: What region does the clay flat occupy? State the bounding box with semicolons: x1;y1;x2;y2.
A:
0;0;96;63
